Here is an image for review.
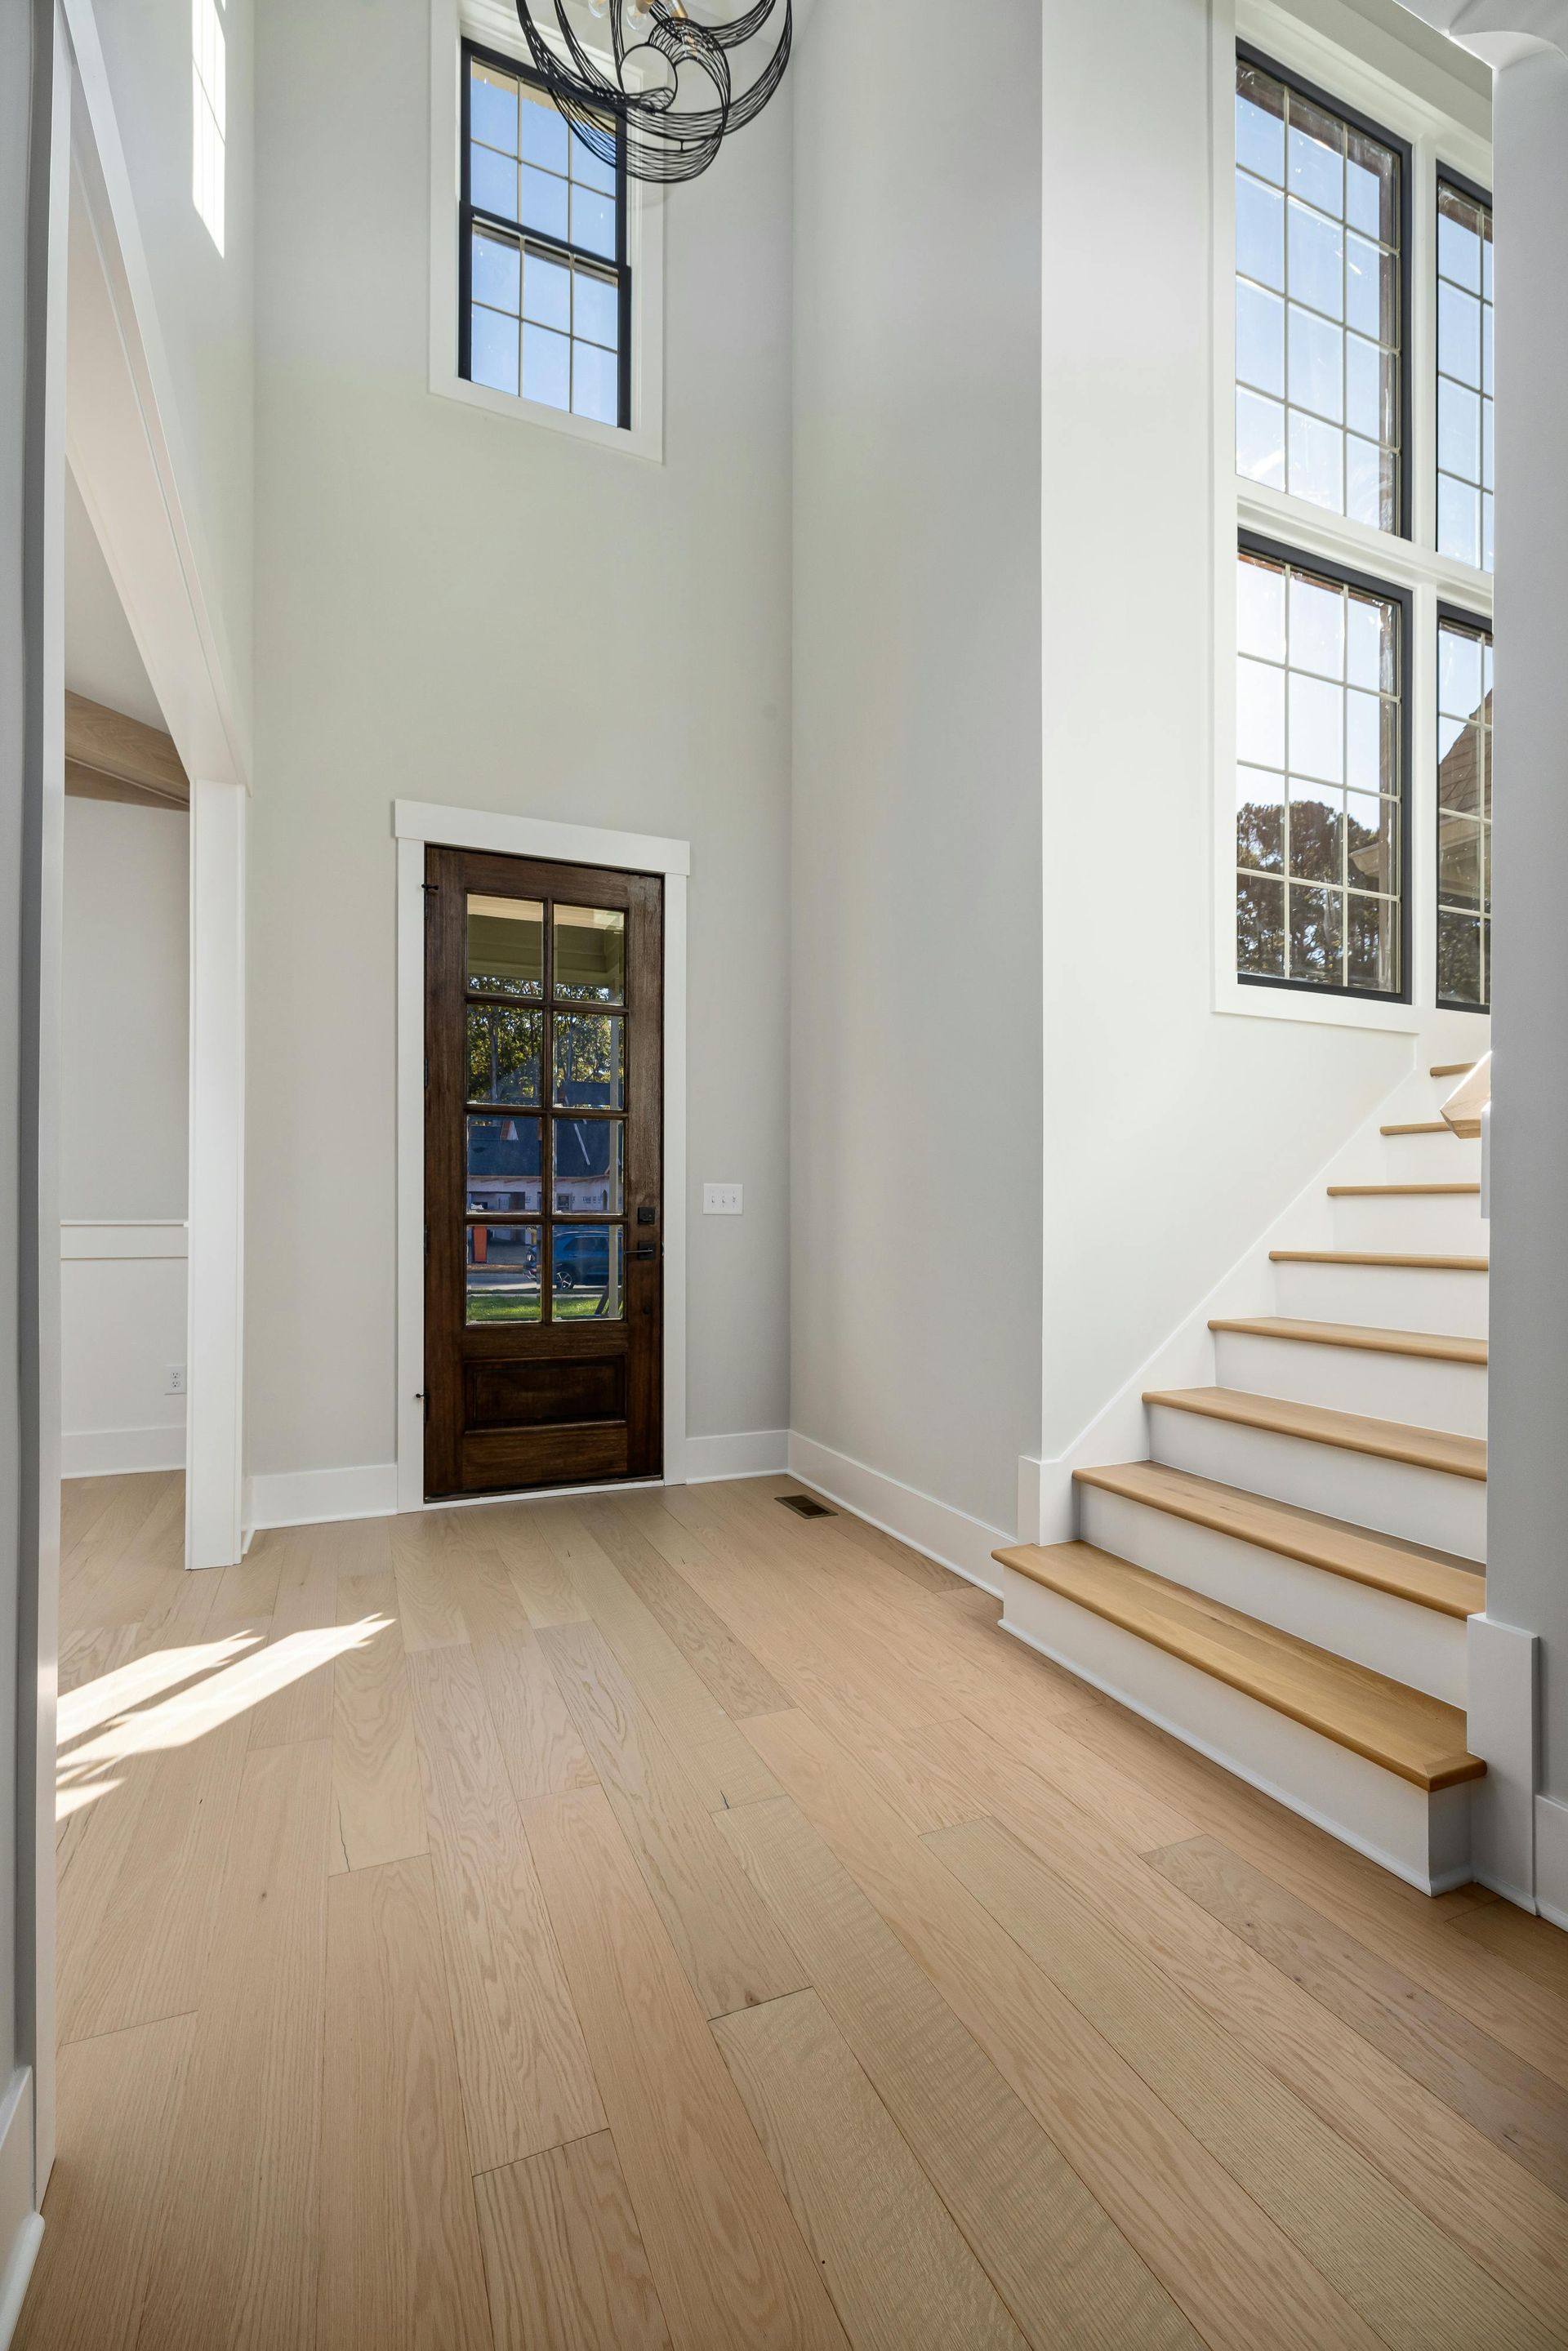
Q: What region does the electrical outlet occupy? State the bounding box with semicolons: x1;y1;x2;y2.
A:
703;1182;743;1216
166;1365;186;1396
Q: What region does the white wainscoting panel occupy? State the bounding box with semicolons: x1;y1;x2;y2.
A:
60;1222;186;1477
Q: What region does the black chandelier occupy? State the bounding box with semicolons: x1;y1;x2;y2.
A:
513;0;792;185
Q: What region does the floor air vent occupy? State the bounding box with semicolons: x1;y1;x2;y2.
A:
777;1493;835;1519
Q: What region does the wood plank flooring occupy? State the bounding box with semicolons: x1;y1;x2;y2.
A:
22;1467;1568;2350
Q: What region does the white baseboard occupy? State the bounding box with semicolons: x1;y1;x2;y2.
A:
787;1432;1008;1596
0;2069;38;2351
684;1429;788;1483
245;1463;399;1531
61;1424;185;1478
1535;1792;1568;1933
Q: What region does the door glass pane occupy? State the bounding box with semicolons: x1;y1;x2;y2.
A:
550;1223;624;1320
553;1118;624;1213
466;1114;543;1215
467;894;543;997
466;1005;542;1105
554;905;626;1001
466;1224;541;1324
553;1012;624;1109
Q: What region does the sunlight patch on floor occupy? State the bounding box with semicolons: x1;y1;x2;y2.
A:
56;1618;389;1823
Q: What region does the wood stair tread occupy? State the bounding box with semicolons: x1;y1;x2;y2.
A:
1071;1460;1486;1619
1380;1120;1456;1137
1430;1062;1477;1079
1206;1316;1486;1367
992;1541;1485;1792
1271;1249;1488;1271
1142;1386;1487;1481
1325;1182;1480;1197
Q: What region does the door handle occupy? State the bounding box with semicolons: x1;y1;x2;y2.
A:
632;1243;657;1261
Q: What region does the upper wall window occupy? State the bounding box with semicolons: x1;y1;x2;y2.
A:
1235;56;1405;534
1436;178;1494;572
461;42;630;430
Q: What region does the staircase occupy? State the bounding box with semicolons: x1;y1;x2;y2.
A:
996;1060;1490;1896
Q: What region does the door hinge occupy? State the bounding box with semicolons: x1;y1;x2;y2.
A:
421;879;439;897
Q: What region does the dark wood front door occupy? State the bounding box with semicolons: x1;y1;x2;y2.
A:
424;846;663;1497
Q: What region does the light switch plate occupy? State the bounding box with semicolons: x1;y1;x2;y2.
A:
703;1182;743;1216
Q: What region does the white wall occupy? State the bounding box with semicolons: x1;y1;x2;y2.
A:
1036;0;1488;1472
61;797;188;1218
63;466;162;726
789;0;1044;1539
79;0;255;755
60;796;189;1471
249;1;793;1487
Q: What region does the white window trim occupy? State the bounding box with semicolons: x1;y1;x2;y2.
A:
393;799;689;1516
428;0;666;463
1211;0;1493;1032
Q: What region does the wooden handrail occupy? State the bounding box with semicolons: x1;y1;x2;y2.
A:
1442;1053;1490;1141
64;691;189;809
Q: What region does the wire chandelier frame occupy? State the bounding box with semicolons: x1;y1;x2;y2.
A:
512;0;792;185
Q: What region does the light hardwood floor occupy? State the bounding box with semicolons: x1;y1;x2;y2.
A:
23;1469;1568;2349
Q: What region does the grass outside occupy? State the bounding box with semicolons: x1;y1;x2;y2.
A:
467;1287;620;1325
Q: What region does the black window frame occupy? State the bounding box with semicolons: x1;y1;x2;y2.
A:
459;37;632;433
1236;42;1414;545
1236;528;1414;1007
1434;163;1493;575
1434;599;1493;1016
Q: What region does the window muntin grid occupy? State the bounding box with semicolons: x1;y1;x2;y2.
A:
1236;545;1405;996
1235;59;1404;534
1437;615;1493;1009
461;47;628;430
1436;180;1494;573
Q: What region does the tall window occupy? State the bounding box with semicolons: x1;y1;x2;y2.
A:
1436;177;1494;572
1437;615;1493;1008
1235;55;1405;533
461;43;630;430
1236;543;1405;996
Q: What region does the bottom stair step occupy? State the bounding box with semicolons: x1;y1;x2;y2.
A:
993;1539;1483;1895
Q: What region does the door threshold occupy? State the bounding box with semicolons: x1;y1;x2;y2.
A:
418;1473;667;1514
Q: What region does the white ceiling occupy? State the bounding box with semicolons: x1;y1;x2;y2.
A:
64;468;166;730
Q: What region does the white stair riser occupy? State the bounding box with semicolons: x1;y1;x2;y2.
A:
1272;1258;1488;1339
1378;1132;1481;1182
1000;1570;1474;1895
1147;1403;1486;1561
1330;1193;1486;1253
1076;1484;1470;1705
1213;1330;1487;1439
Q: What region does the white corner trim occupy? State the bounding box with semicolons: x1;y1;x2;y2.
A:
185;781;247;1573
394;799;691;877
1015;1455;1042;1549
1535;1792;1568;1933
247;1463;399;1533
430;0;666;465
62;1425;186;1480
1466;1614;1539;1908
684;1430;788;1483
60;1219;186;1260
0;2068;38;2351
395;799;690;1513
787;1433;1008;1596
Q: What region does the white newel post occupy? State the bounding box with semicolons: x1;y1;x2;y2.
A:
186;779;247;1570
1477;38;1568;1917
